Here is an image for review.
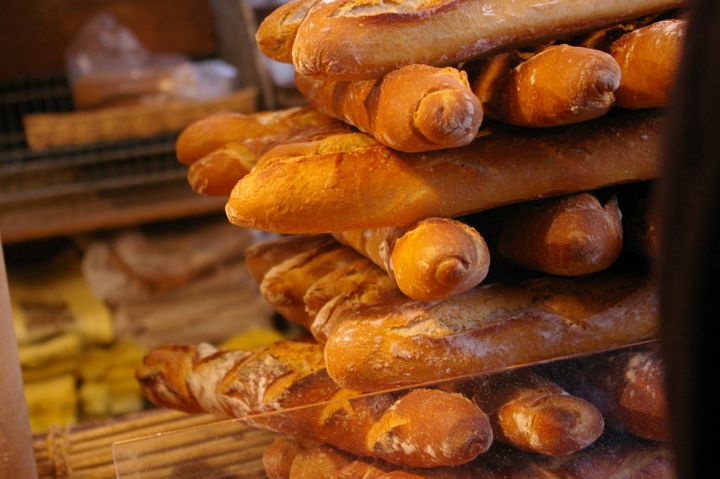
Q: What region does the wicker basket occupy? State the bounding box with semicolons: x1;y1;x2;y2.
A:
23;87;257;151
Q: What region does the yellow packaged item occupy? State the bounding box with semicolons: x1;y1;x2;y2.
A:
9;250;114;347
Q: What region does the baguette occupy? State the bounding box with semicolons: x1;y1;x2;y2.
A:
263;437;306;479
302;258;392;319
548;347;669;441
272;432;672;479
227;110;662;234
136;341;493;468
611;19;687;109
471;45;621;127
176;107;349;195
245;235;334;326
186;143;255;196
454;370;604;456
256;0;317;63
493;193;624;276
176;107;344;165
323;274;658;391
245;235;333;283
260;243;362;328
333;218;490;302
290;443;352;479
295;65;483;153
308;262;398;343
291;0;686;80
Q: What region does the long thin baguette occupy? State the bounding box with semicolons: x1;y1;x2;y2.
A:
308;262;397;344
492;193;624;276
471;45;621;127
176;107;349;196
176;107;344;165
333;218;490;302
302;258;393;319
263;437;307;479
186;143;257;196
323;274;658;391
260;243;362;328
547;346;669;441
245;235;333;284
270;432;673;479
290;443;352;479
295;65;483;152
292;0;686;80
245;235;335;326
136;341;493;468
453;370;604;456
611;19;687;109
256;0;317;63
227;110;662;234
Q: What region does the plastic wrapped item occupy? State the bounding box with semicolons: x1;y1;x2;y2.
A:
65;14;237;109
115;341;671;477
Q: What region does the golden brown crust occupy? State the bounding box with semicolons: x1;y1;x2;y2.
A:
260;242;362;328
136;341;494;468
292;0;686;80
186;143;255;196
176;107;349;196
289;444;352;479
495;193;624;276
263;437;305;479
256;0;318;63
295;64;483;152
245;235;334;283
611;19;687;109
323;274;658;391
227;110;662;234
276;432;673;478
472;45;621;127
455;370;604;456
334;218;490;302
302;258;388;318
550;347;669;441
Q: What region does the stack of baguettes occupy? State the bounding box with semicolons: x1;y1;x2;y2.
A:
135;0;689;477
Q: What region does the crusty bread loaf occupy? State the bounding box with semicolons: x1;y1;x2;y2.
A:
333;218;490;302
308;262;397;343
493;193;624;276
302;258;391;319
136;341;493;468
260;243;362;328
256;0;317;63
611;19;687;108
290;443;352;479
176;107;349;195
323;274;658;391
186;143;256;196
453;370;604;456
245;235;333;283
263;437;306;479
548;346;669;441
245;235;334;326
266;432;673;479
295;64;483;152
471;45;621;127
176;107;341;165
291;0;686;80
227;110;662;234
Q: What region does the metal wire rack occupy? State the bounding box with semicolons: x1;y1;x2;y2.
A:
0;75;225;244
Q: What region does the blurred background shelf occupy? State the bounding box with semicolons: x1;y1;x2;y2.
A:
0;73;226;244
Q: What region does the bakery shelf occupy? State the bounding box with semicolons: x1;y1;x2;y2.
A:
0;74;228;244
